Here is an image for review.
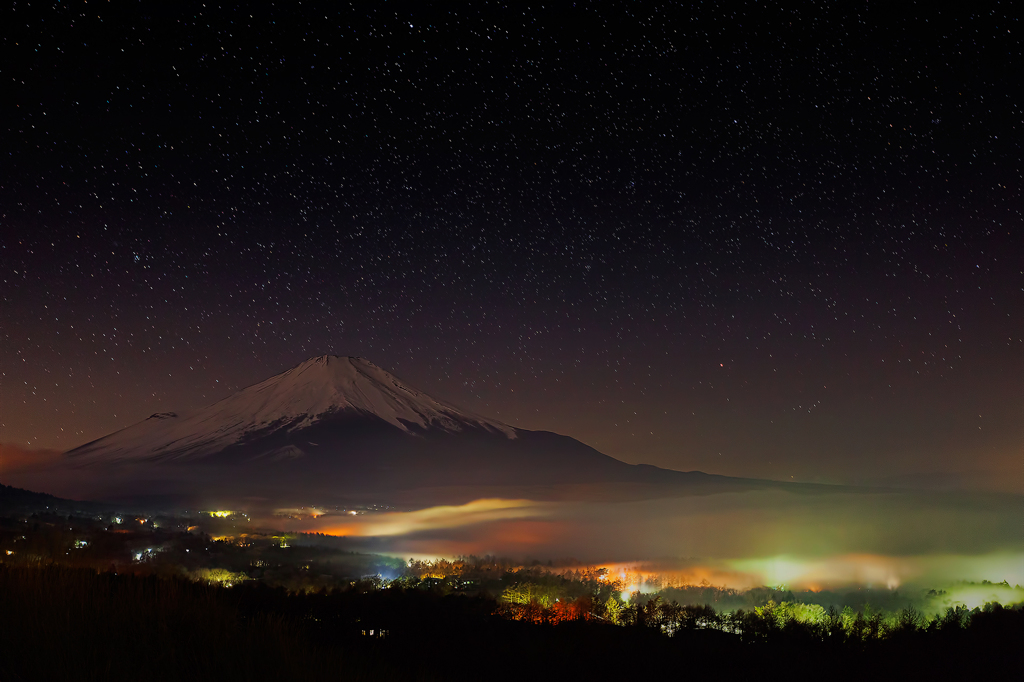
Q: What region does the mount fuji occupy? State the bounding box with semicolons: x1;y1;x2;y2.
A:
57;355;781;504
68;355;518;466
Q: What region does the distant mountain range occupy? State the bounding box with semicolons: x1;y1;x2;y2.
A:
54;356;792;504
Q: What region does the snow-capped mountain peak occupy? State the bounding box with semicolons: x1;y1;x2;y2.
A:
236;355;515;436
66;355;516;464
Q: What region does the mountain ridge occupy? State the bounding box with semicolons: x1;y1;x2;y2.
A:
45;355;813;504
66;355;516;465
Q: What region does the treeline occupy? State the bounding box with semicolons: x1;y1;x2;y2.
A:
1;564;1021;682
493;586;1020;644
0;564;367;682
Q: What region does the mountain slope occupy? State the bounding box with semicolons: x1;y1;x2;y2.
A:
56;355;789;503
67;355;515;465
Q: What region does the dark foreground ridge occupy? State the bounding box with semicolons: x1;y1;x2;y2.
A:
0;482;104;516
1;562;1019;682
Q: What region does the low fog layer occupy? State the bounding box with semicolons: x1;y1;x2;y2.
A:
278;490;1022;588
4;443;1019;590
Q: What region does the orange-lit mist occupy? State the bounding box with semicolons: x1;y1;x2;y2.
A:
588;552;1024;593
271;492;1023;590
296;498;552;537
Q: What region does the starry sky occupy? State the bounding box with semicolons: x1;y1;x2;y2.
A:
2;2;1020;489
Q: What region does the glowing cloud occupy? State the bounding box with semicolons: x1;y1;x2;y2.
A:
308;498;552;537
727;553;1024;590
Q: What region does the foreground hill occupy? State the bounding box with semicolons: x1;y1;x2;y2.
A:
0;482;107;515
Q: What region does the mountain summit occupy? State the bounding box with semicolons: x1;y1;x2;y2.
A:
57;355;768;503
67;355;515;466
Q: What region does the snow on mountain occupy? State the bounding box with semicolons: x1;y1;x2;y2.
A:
66;355;516;465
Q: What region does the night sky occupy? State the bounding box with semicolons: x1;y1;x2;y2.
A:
2;2;1019;489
